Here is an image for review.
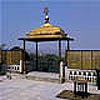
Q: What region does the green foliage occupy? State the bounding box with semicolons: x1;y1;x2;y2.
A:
0;43;6;50
29;53;64;73
29;53;60;61
29;53;36;60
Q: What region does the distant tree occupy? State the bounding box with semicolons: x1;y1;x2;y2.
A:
0;43;6;72
29;53;64;72
0;43;6;50
29;53;64;61
44;54;58;61
29;53;36;60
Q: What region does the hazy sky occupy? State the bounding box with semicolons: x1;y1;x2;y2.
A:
0;0;100;55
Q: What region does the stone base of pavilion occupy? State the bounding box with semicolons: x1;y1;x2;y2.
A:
26;71;59;83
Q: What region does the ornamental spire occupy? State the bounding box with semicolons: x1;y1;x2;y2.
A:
44;7;49;23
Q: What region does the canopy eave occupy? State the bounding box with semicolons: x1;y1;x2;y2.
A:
18;37;74;42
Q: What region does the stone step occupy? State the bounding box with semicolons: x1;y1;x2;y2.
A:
26;71;59;83
26;75;59;83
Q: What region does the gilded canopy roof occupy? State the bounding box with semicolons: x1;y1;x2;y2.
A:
18;7;74;41
26;22;66;39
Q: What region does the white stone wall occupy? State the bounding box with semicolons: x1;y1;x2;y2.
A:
7;60;23;73
7;65;21;72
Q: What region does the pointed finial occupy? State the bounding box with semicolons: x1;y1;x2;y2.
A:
44;7;49;23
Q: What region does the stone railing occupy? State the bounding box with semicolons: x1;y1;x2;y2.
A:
7;60;23;73
7;65;21;72
65;68;97;84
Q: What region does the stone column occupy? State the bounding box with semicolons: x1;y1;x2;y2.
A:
59;61;65;83
20;60;22;73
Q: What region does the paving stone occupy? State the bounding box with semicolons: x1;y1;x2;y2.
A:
0;74;100;100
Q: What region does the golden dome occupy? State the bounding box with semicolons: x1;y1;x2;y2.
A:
25;7;67;39
27;22;66;39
